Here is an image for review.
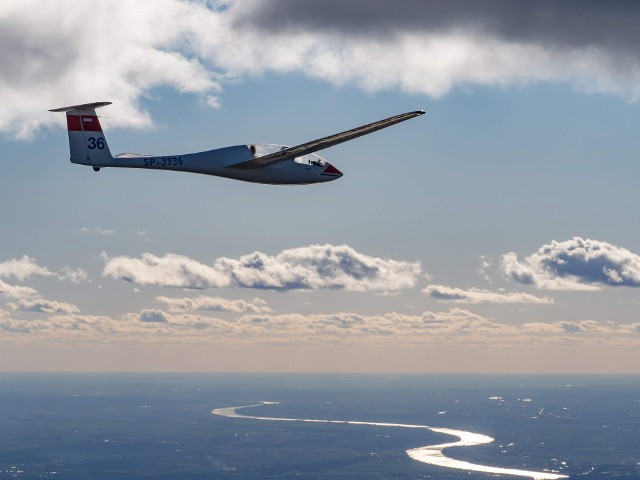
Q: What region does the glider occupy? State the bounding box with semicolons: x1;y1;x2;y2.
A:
50;102;424;185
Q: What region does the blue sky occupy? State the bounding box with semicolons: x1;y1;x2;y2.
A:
1;0;639;373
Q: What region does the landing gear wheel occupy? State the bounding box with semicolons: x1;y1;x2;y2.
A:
93;167;101;172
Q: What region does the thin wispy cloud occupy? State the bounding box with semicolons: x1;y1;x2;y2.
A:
4;1;640;138
81;227;115;236
103;244;422;292
501;237;640;290
423;284;554;304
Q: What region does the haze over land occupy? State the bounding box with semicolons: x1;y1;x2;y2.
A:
1;0;639;373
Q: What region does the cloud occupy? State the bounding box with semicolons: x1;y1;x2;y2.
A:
0;256;89;299
157;295;271;313
138;309;170;323
423;284;554;304
0;256;52;299
9;298;80;315
229;0;640;97
0;0;221;139
478;256;494;283
234;308;511;341
103;244;421;292
236;0;640;50
521;320;635;335
0;313;32;334
0;257;90;303
0;314;118;338
81;227;115;236
0;256;53;281
103;253;230;289
58;267;89;284
5;1;640;138
0;279;38;299
501;237;640;290
1;307;502;343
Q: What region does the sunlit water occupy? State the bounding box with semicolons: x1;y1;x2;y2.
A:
0;374;637;479
214;402;567;479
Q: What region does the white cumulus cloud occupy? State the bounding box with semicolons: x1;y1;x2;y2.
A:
501;237;640;290
103;244;421;292
0;0;222;138
0;255;53;281
103;253;231;289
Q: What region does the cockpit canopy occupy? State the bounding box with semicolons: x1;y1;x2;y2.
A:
248;144;326;166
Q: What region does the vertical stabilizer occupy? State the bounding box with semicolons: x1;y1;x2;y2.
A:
49;102;113;167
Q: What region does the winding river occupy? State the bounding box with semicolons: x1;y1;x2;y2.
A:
212;402;568;479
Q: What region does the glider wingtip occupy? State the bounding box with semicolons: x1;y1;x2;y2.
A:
48;101;112;113
404;109;425;118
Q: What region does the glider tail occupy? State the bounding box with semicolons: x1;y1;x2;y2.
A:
49;102;113;168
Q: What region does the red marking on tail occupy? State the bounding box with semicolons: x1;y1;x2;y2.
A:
66;115;103;132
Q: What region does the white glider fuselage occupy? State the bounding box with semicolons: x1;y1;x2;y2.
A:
52;102;424;185
111;146;341;185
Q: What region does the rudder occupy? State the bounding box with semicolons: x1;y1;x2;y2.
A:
49;102;113;167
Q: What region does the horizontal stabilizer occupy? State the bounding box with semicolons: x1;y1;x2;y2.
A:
49;101;112;113
228;110;425;169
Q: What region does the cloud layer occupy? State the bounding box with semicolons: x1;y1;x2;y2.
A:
0;245;637;349
423;284;553;304
5;1;640;138
2;305;638;349
103;244;421;292
501;237;640;290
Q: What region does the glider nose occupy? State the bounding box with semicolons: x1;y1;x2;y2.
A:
323;163;343;178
